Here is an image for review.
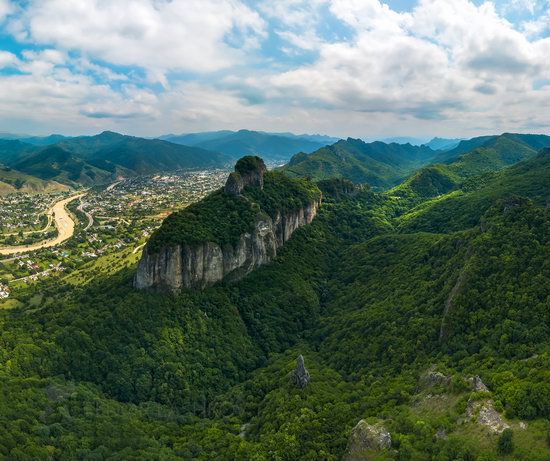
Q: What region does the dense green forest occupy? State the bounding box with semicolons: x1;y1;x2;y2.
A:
0;147;549;459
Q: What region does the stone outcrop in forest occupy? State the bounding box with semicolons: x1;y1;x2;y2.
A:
135;156;321;291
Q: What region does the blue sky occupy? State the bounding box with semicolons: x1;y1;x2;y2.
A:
0;0;548;138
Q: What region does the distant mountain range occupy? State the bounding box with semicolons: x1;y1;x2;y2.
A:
281;138;439;189
282;133;550;190
423;137;462;151
160;129;339;161
0;129;548;192
0;131;229;187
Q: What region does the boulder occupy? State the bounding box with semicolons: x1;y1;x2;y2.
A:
343;420;391;461
292;354;310;389
417;367;451;391
466;399;509;433
468;375;489;392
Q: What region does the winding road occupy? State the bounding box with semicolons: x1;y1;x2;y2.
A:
0;194;85;256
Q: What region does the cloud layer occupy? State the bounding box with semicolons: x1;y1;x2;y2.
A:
0;0;548;137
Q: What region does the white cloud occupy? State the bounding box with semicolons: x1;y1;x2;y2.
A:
11;0;266;81
0;50;18;68
247;0;550;134
0;0;548;137
0;0;12;22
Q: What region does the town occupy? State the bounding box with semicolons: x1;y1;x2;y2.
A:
0;169;229;298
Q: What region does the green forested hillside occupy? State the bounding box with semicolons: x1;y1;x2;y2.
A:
0;165;69;194
0;151;548;459
148;171;321;251
0;131;230;186
283;133;550;194
282;138;438;189
11;145;121;185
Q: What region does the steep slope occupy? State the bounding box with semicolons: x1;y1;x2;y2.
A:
282;137;438;189
0;166;69;194
398;148;550;233
0;146;548;459
136;156;322;290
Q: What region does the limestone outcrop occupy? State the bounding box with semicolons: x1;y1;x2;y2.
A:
291;355;310;388
134;156;320;291
343;420;391;461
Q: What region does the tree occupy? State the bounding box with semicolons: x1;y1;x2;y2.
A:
497;429;514;456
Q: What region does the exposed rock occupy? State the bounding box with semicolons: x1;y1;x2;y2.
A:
224;172;243;195
291;355;310;388
239;423;250;439
519;421;527;430
466;399;509;434
468;375;489;392
224;156;267;195
417;367;451;391
343;420;391;461
134;200;320;291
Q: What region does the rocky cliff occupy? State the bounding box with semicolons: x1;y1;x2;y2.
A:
135;156;321;291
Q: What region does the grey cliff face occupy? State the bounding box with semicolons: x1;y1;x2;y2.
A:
292;354;310;388
134;200;320;292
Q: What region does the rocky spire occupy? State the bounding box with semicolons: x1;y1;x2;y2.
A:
292;354;310;388
224;156;267;195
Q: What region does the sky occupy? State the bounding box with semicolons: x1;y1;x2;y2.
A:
0;0;549;139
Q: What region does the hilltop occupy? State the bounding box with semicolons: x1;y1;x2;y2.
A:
282;137;438;189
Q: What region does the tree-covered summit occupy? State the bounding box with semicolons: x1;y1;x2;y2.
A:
147;158;321;252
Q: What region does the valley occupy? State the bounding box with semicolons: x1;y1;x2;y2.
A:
0;133;548;460
0;193;84;256
0;169;228;296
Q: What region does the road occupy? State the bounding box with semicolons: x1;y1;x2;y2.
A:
0;194;85;255
77;198;94;231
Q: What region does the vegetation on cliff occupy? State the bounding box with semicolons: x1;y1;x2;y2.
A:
148;171;321;252
0;149;548;459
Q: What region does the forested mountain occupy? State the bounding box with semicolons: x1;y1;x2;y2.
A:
434;133;550;163
0;165;69;195
284;133;550;192
11;145;124;185
0;147;548;459
0;131;229;186
18;134;70;146
0;139;36;164
282;137;438;189
163;129;333;161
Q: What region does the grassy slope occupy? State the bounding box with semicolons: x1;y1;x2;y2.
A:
0;166;69;194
